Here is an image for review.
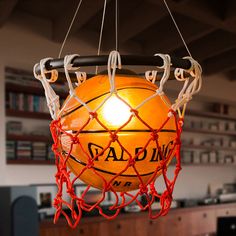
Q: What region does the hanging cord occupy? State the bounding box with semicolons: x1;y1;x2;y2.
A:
93;50;122;112
58;0;83;58
136;54;171;110
59;55;92;116
115;0;119;51
171;57;202;114
95;0;108;74
162;0;192;58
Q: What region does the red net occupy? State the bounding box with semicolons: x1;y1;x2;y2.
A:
50;105;183;228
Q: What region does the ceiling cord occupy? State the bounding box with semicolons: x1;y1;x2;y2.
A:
58;0;83;58
163;0;192;58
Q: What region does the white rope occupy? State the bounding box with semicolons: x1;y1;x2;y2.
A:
162;0;192;57
75;71;87;86
107;50;121;93
60;54;91;115
115;0;118;51
136;54;171;110
33;58;60;120
171;57;202;112
95;0;107;74
58;0;83;58
93;50;122;113
145;70;158;84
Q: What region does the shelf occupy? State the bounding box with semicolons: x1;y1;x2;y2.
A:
187;110;236;122
6;109;51;120
183;144;236;152
5;82;67;98
7;134;51;142
183;127;236;136
7;159;54;165
171;163;236;167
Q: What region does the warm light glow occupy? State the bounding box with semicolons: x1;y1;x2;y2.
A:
102;96;131;127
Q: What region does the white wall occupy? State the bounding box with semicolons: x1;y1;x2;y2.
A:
1;13;236;200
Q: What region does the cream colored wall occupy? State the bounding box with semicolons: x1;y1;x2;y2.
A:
0;14;97;186
0;13;236;200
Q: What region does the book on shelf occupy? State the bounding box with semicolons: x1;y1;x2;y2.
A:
16;141;32;159
5;66;67;93
32;142;47;160
6;140;16;160
6;121;23;135
48;145;55;160
6;92;50;114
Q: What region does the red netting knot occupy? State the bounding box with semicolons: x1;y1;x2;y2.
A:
175;165;182;175
86;159;94;169
150;183;157;195
128;158;136;167
71;136;79;144
178;118;184;126
53;198;61;207
130;108;138;116
110;133;118;142
151;130;159;141
89;111;98;118
175;137;181;146
67;187;75;195
52;144;57;152
160;160;167;170
139;184;148;194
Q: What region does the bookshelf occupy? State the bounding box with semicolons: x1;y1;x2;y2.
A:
5;67;64;164
181;108;236;166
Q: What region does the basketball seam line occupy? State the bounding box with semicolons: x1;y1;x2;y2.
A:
70;129;176;134
61;86;156;118
69;154;160;177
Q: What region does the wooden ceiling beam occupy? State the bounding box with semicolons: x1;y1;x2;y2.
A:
144;15;215;55
173;30;236;61
0;0;18;27
202;48;236;75
114;2;167;44
147;0;236;34
53;0;109;43
74;28;143;54
226;69;236;81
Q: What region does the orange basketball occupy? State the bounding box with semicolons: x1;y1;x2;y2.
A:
60;73;177;192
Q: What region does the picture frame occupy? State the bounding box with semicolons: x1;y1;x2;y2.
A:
33;184;57;216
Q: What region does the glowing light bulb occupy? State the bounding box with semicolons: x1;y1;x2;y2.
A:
102;96;131;127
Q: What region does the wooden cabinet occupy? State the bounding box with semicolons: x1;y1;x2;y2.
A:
190;209;216;235
216;205;236;217
40;222;101;236
161;211;191;236
40;204;236;236
101;218;136;236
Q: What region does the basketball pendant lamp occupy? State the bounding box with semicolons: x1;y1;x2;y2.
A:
33;0;202;228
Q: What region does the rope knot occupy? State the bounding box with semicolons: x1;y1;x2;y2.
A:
175;137;181;146
178;118;184;127
130;108;138;116
89;112;98;119
151;130;159;141
175;165;182;175
86;159;94;169
71;136;79;144
110;133;118;142
67;187;75;195
139;184;148;194
53;198;61;207
128;158;136;167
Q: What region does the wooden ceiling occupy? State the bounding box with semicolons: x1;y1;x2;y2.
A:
1;0;236;79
